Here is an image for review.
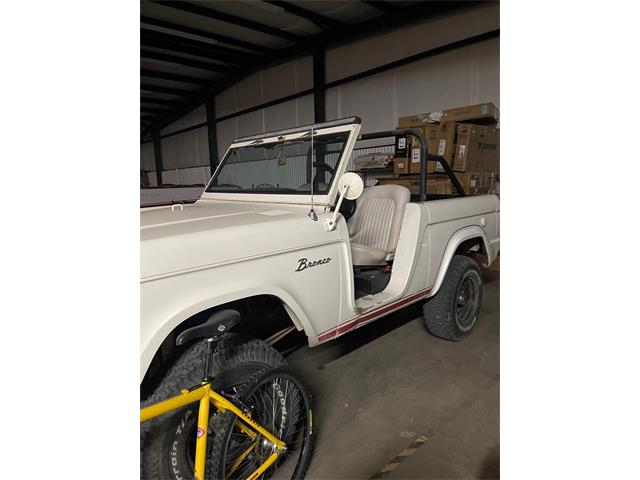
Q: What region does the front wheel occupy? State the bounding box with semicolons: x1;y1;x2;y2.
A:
423;254;483;341
207;365;315;480
140;336;287;480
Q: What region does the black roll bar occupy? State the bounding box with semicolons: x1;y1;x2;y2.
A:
358;128;466;201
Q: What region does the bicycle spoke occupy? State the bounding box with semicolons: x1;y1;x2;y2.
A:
212;367;312;480
226;441;257;477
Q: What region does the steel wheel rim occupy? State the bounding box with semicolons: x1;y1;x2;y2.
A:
455;272;480;331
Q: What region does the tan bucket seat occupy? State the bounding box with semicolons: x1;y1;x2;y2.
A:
347;184;410;266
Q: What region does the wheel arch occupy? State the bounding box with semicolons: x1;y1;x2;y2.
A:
430;226;493;297
140;286;314;386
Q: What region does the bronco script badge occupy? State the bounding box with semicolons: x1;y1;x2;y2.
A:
295;257;331;272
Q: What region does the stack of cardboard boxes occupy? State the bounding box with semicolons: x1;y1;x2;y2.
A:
382;102;500;195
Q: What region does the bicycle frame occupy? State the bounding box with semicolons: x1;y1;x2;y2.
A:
141;382;286;480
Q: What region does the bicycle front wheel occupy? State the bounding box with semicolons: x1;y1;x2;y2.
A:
207;365;314;480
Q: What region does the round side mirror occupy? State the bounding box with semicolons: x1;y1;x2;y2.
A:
338;172;364;200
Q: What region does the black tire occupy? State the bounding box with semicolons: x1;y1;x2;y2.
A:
141;336;287;480
206;365;315;480
423;254;483;341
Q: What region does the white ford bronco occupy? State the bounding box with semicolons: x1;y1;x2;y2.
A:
140;117;499;478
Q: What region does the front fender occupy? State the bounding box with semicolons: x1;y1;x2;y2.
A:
140;284;314;383
430;225;494;297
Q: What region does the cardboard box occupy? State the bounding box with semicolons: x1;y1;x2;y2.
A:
379;176;421;194
424;123;443;173
393;157;409;175
436;177;452;194
397;102;498;128
395;118;462;175
402;125;452;174
426;138;440;172
419;122;456;172
397;114;441;128
380;174;451;195
427;173;453;194
454;124;500;172
435;122;457;170
454;171;471;193
441;102;499;124
396;132;435;174
394;134;409;158
396;114;440;173
406;133;437;174
454;171;499;195
409;139;423;174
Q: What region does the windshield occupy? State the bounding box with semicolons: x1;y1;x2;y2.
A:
206;131;350;194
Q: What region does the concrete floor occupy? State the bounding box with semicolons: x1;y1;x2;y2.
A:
286;271;499;479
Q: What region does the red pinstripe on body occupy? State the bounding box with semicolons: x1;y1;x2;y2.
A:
317;287;432;342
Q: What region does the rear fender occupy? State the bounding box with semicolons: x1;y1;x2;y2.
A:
430;226;494;297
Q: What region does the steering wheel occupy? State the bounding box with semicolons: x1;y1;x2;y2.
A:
312;163;335;190
255;183;275;189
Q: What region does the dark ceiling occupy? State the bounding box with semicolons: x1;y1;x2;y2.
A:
140;1;481;141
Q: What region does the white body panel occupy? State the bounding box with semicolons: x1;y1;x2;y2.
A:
140;120;500;382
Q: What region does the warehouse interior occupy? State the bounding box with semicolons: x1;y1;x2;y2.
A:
140;1;499;478
140;1;498;189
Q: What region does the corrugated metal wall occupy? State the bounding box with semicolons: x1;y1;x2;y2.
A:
326;36;499;135
216;94;315;159
160;127;209;170
142;2;499;185
140;142;155;172
160;105;207;136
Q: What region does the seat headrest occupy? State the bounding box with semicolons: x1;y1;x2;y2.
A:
359;184;410;202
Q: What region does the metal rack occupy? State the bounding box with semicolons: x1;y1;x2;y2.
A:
357;129;466;201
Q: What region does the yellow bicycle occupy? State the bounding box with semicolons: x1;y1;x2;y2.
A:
140;311;314;480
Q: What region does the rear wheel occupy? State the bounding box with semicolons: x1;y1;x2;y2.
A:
423;254;483;341
206;365;314;480
140;336;287;480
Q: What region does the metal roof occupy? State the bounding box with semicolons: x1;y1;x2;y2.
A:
140;1;480;141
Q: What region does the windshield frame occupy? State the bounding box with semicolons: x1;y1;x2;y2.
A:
200;120;361;206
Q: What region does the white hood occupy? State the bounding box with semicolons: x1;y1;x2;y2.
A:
140;200;323;280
